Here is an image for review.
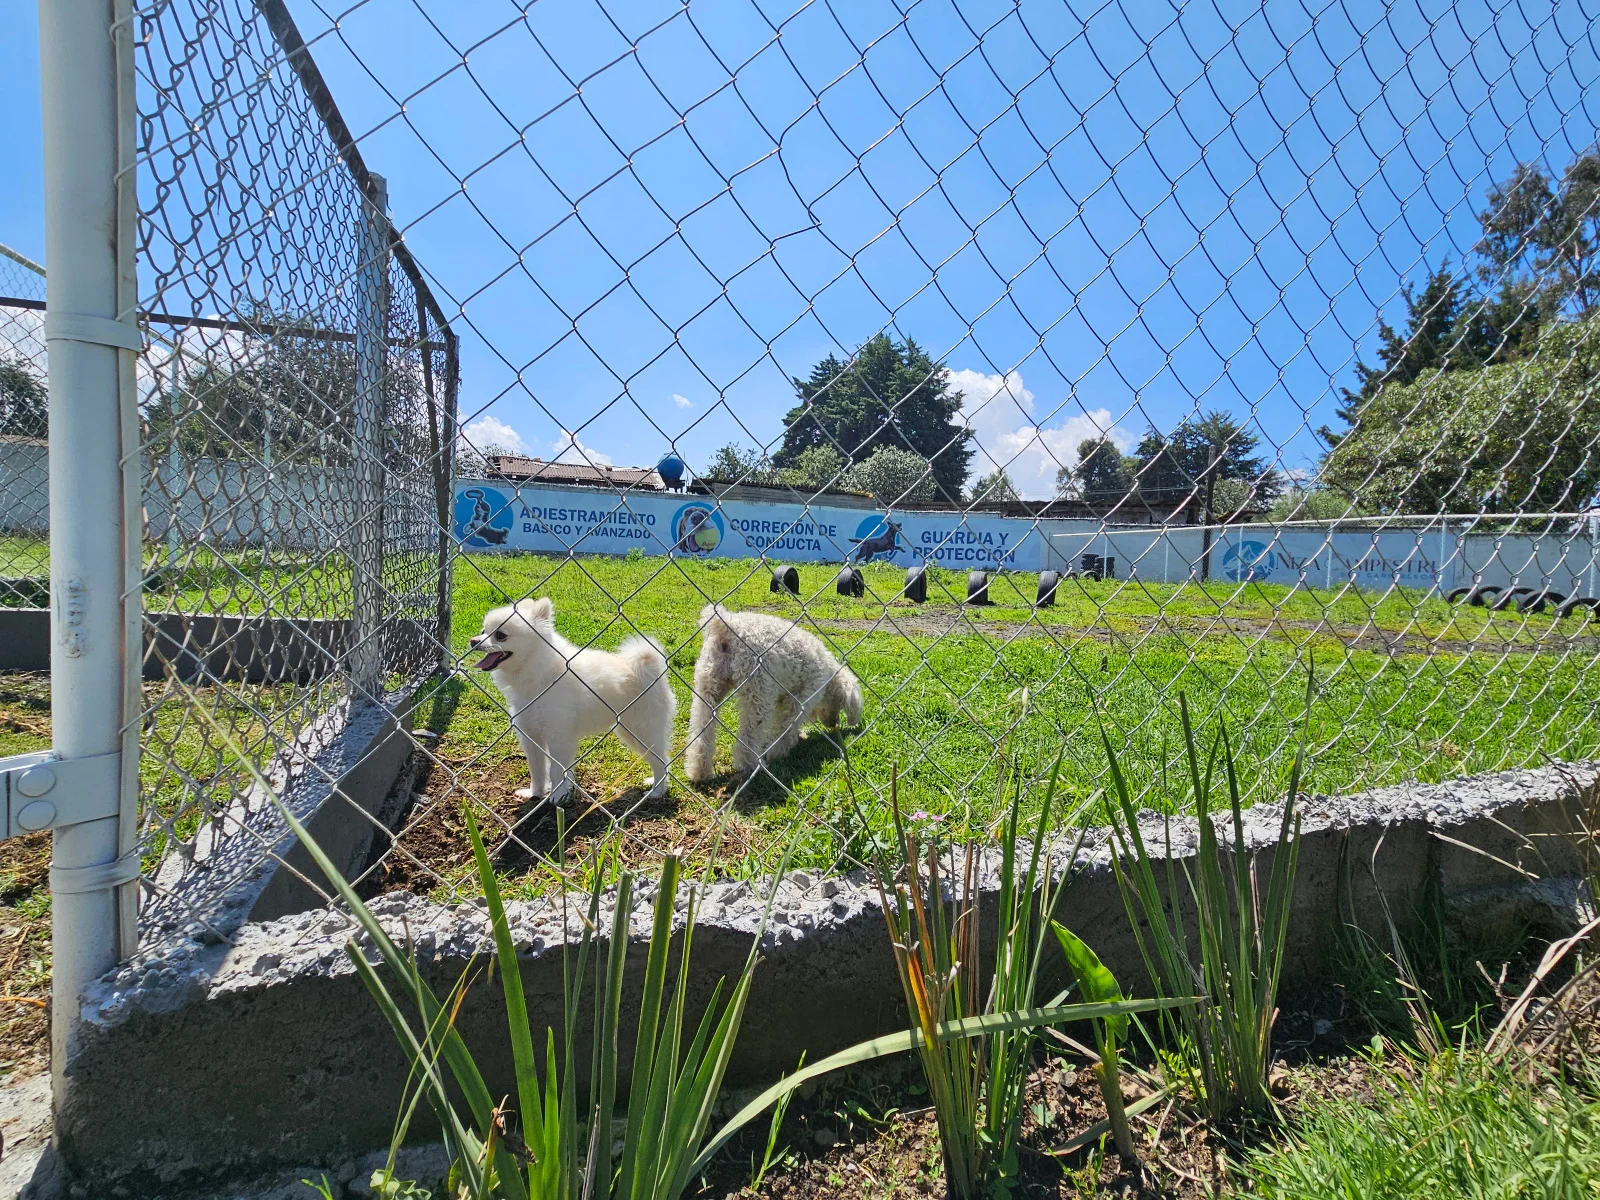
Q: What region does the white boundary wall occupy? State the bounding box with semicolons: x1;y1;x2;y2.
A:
2;438;434;553
1045;521;1600;598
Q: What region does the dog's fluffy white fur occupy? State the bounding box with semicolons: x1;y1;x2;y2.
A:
684;605;863;781
471;598;674;804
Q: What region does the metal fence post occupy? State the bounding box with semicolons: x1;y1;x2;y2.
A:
38;0;141;1106
350;173;390;701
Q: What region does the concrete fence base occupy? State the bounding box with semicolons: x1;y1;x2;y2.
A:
55;759;1597;1196
0;608;433;683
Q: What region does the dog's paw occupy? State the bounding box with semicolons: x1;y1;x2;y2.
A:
547;782;574;807
644;776;668;799
514;787;537;801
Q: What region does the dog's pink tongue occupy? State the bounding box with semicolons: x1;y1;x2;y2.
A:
474;651;510;671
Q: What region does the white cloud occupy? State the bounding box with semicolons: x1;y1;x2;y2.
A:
461;415;527;455
949;367;1131;499
552;430;614;467
672;392;693;409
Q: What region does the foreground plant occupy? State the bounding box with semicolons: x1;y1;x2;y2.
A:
1052;925;1136;1163
870;752;1079;1197
188;688;1178;1198
284;793;759;1200
1103;686;1307;1121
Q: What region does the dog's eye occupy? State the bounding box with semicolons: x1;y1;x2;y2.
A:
492;631;506;642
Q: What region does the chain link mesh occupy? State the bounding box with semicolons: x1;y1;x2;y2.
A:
130;0;456;942
0;244;48;606
115;0;1600;938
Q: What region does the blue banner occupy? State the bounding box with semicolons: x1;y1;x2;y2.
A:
453;481;1045;569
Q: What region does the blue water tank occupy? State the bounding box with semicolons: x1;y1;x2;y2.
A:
657;452;686;490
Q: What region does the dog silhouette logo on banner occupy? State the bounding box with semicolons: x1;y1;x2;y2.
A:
849;515;903;563
455;486;513;548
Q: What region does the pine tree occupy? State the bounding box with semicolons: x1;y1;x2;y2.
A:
1064;438;1135;503
1133;411;1280;520
775;334;973;501
1322;268;1468;446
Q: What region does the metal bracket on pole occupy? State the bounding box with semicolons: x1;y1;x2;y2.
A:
0;750;121;840
44;311;142;353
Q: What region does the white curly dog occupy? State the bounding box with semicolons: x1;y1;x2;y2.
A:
470;597;675;804
684;604;863;781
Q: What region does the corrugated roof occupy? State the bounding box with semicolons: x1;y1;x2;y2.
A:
485;455;665;489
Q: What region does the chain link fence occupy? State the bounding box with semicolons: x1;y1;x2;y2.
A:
0;243;48;606
129;0;457;942
96;0;1600;940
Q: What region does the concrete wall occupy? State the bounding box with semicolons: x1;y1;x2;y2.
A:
0;438;436;552
54;759;1596;1195
0;437;47;538
1042;520;1600;599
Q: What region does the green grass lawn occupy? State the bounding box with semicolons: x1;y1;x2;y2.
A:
8;540;1600;893
389;551;1600;891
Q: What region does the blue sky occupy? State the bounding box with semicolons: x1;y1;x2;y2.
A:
4;0;1599;496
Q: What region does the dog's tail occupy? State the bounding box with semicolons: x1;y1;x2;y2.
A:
617;634;670;688
698;603;732;630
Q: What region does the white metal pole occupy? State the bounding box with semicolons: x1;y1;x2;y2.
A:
350;174;390;701
39;0;140;1108
167;352;181;571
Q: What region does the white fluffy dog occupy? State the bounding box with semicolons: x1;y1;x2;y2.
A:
684;605;863;781
470;598;675;804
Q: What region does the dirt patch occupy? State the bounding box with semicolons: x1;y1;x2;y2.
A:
696;1002;1399;1200
0;674;53;1080
0;834;51;1080
359;750;765;900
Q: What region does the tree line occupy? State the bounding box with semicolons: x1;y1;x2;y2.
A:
714;146;1600;522
1315;147;1600;518
703;333;1281;518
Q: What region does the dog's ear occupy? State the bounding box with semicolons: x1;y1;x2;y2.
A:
519;597;555;623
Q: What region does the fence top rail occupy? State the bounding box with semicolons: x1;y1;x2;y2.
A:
252;0;455;357
0;243;45;277
0;293;445;353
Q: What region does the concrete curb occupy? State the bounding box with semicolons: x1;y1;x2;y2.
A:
58;760;1597;1194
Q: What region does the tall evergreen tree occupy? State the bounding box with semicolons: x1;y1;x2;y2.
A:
1478;153;1600;314
1321;268;1469;445
1063;437;1135;503
1133;411;1281;520
775;334;972;501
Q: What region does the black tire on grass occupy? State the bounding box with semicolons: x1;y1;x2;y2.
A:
836;567;865;598
1490;586;1534;611
1037;570;1060;607
1556;596;1600;620
966;571;992;605
903;565;927;603
1515;590;1564;615
770;566;799;596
